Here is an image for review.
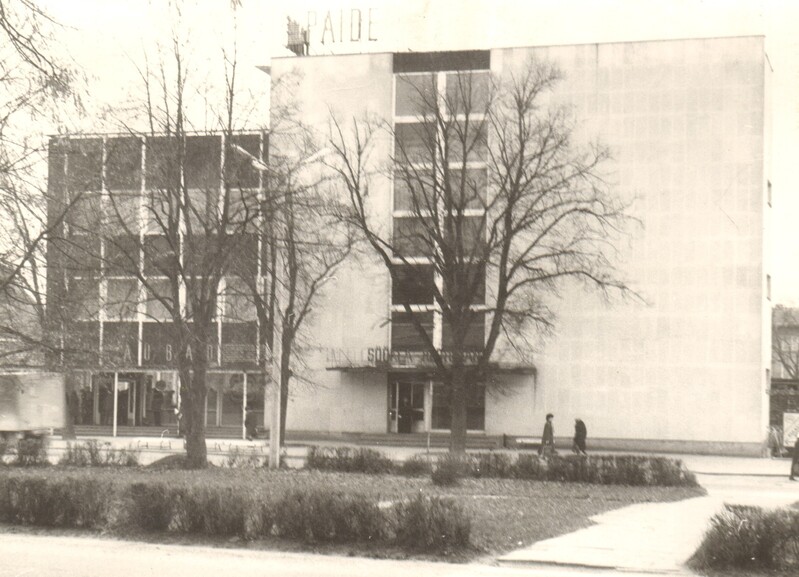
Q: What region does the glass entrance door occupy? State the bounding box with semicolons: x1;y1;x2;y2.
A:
389;377;426;433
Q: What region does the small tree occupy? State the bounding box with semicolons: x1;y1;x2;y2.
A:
772;306;799;380
327;59;634;452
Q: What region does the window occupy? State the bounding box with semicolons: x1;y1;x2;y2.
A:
106;278;139;321
391;311;434;352
105;235;140;276
64;321;99;366
394;122;435;165
186;186;215;231
223;277;256;321
58;234;101;277
185;135;221;190
439;215;485;256
449;168;487;210
444;263;485;304
445;71;490;115
221;321;257;364
67;139;102;193
106;137;142;191
446;120;488;163
442;312;485;351
103;321;138;365
67;192;103;232
228;133;262;189
392;264;435;305
394;168;434;212
432;383;485;430
143;235;179;276
67;277;100;321
395;73;437;116
106;191;141;232
146;136;181;191
393;216;433;258
144;278;173;321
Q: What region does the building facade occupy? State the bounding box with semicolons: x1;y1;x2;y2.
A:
46;132;269;436
269;36;772;454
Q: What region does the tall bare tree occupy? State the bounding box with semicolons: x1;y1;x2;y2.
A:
327;59;634;452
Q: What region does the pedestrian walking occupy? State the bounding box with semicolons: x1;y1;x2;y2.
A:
573;418;587;455
790;435;799;481
539;413;555;457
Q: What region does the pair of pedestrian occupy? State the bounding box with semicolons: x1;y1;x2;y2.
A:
538;413;588;457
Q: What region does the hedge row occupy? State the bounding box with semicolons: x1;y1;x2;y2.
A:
0;471;469;553
690;504;799;571
305;446;698;487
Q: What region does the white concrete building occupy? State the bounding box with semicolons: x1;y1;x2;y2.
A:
270;36;772;454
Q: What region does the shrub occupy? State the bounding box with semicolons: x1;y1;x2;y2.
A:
394;494;471;552
224;447;265;468
120;481;175;532
690;505;799;571
470;452;514;478
0;475;111;528
431;454;468;486
60;441;140;467
513;454;547;479
273;489;387;543
172;485;251;537
14;438;48;467
399;454;432;476
305;446;394;474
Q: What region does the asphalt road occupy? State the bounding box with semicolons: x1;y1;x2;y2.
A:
0;532;663;577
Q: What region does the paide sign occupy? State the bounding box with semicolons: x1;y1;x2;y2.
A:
287;7;377;54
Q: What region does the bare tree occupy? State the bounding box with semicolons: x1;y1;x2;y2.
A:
326;59;634;452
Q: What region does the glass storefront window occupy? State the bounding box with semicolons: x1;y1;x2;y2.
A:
432;383;485;431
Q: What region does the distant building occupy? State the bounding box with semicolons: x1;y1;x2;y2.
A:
45;132;268;434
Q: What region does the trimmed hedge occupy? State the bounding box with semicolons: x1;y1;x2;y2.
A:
690;504;799;571
0;470;469;552
304;445;697;487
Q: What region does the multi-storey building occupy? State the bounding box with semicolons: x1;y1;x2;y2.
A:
268;36;772;454
45;132;269;435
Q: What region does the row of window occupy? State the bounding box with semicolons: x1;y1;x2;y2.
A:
65;276;255;323
50;134;264;193
394;72;490;117
53;233;264;278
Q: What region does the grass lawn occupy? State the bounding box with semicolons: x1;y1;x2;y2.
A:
0;466;704;561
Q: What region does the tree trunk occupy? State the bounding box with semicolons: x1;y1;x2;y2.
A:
449;366;468;453
181;365;208;469
279;326;292;447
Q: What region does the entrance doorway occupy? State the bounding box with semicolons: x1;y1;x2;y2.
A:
388;377;425;433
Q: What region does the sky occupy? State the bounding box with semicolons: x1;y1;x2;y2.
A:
38;0;799;303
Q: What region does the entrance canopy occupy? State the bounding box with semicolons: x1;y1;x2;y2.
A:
324;347;536;375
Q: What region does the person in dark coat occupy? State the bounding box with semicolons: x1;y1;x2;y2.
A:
539;413;555;457
245;406;258;441
573;418;587;455
790;435;799;481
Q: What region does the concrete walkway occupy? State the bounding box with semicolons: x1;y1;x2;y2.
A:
498;466;799;574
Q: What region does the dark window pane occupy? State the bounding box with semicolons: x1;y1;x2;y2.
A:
228;234;258;277
442;312;485;351
103;321;139;366
106;137;142;191
106;279;139;321
392;264;435;305
395;73;437;116
391;311;433;352
224;277;255;320
446;120;487;163
445;71;490;115
144;278;173;321
184;234;219;276
67;193;103;232
186;186;215;231
67;139;102;192
221;321;257;364
394;168;434;211
444;263;485;305
394;122;435;165
432;383;484;430
107;191;141;233
64;321;100;366
105;235;140;276
228;133;262;189
143;235;179;276
67;277;100;321
441;215;485;256
185;135;221;190
146;136;181;191
59;234;101;277
393;216;433;258
450;168;487;210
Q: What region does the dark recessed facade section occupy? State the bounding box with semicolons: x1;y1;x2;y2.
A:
393;50;490;73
